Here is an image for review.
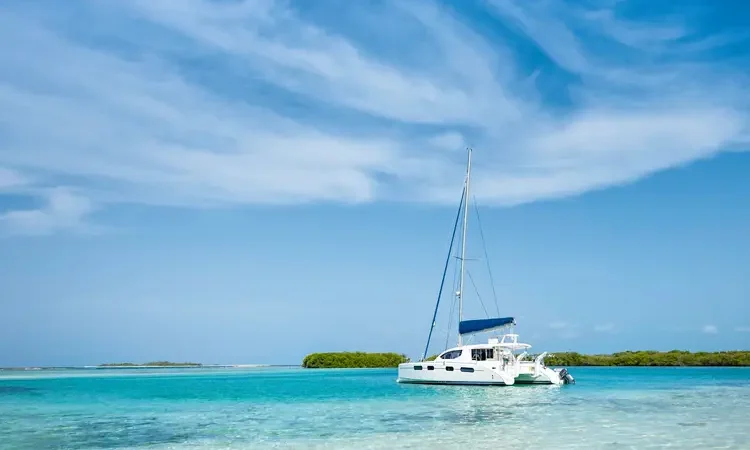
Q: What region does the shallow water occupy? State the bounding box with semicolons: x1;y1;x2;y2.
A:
1;366;748;449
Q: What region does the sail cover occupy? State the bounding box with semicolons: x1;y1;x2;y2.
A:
458;317;515;335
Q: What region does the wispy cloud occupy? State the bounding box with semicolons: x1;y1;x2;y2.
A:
548;321;568;330
0;167;27;191
735;326;750;333
702;325;718;334
0;188;94;236
594;323;616;333
549;321;579;339
0;0;748;233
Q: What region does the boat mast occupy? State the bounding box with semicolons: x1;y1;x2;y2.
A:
457;148;472;347
420;187;465;362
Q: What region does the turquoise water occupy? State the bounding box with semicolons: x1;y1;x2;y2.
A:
1;367;749;449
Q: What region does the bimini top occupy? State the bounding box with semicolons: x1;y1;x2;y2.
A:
458;317;515;335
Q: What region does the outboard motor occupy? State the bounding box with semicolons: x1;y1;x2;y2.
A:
558;368;575;384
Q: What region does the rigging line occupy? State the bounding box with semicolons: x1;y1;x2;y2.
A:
444;204;464;352
466;270;490;318
421;186;465;362
472;195;501;317
444;288;458;351
444;224;462;352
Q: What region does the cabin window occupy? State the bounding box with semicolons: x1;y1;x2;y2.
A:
427;366;434;371
439;350;462;360
445;366;454;371
460;367;474;373
471;348;494;361
414;365;423;370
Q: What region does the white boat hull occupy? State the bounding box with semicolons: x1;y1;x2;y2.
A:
396;362;515;386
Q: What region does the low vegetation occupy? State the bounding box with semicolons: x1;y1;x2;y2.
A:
99;361;202;367
302;352;409;368
544;350;750;367
419;350;749;366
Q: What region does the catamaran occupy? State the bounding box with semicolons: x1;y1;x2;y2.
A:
396;148;574;386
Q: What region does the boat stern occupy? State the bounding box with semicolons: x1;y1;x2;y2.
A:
557;367;575;384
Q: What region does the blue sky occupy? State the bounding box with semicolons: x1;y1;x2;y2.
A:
1;0;749;366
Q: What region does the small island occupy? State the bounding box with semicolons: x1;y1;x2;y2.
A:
98;361;203;368
302;352;409;368
320;350;750;368
544;350;750;366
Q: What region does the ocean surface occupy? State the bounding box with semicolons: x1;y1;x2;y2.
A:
1;366;749;449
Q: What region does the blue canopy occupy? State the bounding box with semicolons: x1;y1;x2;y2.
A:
458;317;515;335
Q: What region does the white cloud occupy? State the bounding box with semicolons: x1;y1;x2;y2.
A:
580;9;687;50
0;167;27;190
594;323;615;333
0;188;94;236
735;326;750;333
429;132;467;152
0;0;747;220
702;325;718;334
